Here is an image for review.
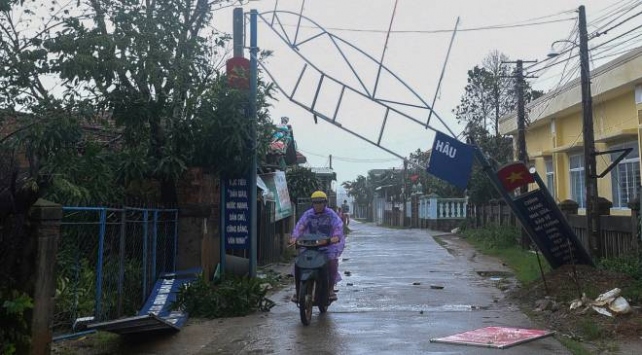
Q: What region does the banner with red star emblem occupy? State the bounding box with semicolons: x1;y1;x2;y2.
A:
496;162;534;192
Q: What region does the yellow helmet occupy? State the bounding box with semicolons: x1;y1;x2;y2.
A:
310;190;328;202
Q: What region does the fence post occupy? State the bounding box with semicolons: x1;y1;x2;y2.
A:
29;199;62;355
429;195;438;220
628;196;640;250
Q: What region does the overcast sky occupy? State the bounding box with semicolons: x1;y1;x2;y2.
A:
211;0;640;189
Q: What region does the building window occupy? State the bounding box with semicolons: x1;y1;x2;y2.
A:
545;158;555;199
610;142;640;208
569;154;585;208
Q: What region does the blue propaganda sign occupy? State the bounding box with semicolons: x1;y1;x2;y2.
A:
223;176;252;250
139;269;200;329
513;189;594;268
426;131;475;190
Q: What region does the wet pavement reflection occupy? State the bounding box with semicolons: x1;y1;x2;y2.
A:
141;221;572;354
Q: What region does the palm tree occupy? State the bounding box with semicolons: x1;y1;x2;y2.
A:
342;175;372;219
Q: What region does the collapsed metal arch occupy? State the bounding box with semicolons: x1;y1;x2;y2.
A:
253;9;457;162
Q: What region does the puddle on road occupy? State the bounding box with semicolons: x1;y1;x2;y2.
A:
476;271;513;278
333;304;480;313
475;270;517;291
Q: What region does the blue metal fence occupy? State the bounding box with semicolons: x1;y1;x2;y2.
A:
54;206;178;336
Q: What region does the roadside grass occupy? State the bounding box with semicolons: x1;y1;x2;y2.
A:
459;222;642;354
556;336;593;355
461;224;551;283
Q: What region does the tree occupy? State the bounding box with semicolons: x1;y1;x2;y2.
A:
1;0;275;206
454;51;516;137
453;51;540;204
342;175;370;206
285;166;320;203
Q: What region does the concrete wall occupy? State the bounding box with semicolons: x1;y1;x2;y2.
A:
176;167;220;280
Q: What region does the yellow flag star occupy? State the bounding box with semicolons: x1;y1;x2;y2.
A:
506;171;524;183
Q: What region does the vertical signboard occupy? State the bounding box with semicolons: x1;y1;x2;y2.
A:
513;189;593;268
222;176;251;250
260;171;293;222
493;162;594;269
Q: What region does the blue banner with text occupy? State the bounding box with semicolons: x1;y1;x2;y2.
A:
426;131;475;190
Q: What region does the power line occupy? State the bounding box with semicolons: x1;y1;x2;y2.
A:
298;148;400;163
290;17;575;35
526;1;641;73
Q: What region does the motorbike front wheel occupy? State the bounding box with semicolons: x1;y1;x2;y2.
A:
299;280;315;325
317;275;329;313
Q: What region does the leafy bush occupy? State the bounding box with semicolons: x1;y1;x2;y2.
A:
598;252;642;280
461;224;519;250
1;290;33;355
598;252;642;303
174;274;271;318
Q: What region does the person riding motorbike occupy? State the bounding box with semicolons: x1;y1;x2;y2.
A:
290;190;345;302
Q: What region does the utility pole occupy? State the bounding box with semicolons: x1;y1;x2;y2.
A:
578;5;601;258
503;59;536;247
249;9;259;277
402;159;407;228
501;59;536;181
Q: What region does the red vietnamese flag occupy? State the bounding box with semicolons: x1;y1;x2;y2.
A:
496;162;534;192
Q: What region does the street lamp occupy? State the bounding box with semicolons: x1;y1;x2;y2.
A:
547;5;601;258
546;40;576;59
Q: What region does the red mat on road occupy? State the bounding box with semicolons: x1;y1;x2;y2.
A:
430;326;553;349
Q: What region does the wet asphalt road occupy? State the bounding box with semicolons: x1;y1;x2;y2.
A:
132;221;571;354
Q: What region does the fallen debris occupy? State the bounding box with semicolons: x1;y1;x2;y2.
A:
569;288;632;317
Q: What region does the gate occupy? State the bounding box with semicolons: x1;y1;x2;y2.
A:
54;206;178;338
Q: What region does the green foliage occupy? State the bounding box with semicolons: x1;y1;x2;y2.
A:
342;175;371;205
174;274;271;318
0;289;33;355
598;252;642;279
577;319;605;341
285;166;321;203
453;51;541;204
461;223;519;250
2;0;278;205
556;336;593;355
461;224;549;284
55;258;96;329
598;252;642;302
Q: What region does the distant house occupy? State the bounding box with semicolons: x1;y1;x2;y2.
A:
310;167;337;207
499;47;642;216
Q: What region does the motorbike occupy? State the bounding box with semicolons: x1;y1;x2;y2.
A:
294;233;334;325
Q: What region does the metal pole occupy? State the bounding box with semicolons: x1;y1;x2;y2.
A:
578;5;601;258
233;8;244;58
249;9;258;277
516;60;530;248
516;60;527;168
427;17;459;128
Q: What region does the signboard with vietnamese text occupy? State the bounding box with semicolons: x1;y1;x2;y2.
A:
513;188;593;268
426;131;475;190
260;171;293;222
222;176;251;250
494;162;594;269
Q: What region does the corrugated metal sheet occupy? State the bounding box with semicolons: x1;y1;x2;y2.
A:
87;314;179;335
86;268;201;335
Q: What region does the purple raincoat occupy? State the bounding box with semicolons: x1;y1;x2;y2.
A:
292;206;345;282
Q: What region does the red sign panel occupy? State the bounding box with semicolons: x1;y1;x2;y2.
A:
430;326;553;349
226;57;250;90
496;162;534;192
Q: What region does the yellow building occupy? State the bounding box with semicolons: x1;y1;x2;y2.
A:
499;47;642;216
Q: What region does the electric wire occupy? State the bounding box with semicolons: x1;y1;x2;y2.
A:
297;148;400;163
525;0;641;73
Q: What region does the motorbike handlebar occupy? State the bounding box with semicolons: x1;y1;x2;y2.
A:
295;237;333;248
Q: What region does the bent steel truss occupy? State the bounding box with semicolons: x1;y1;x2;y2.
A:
253;9;457;162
